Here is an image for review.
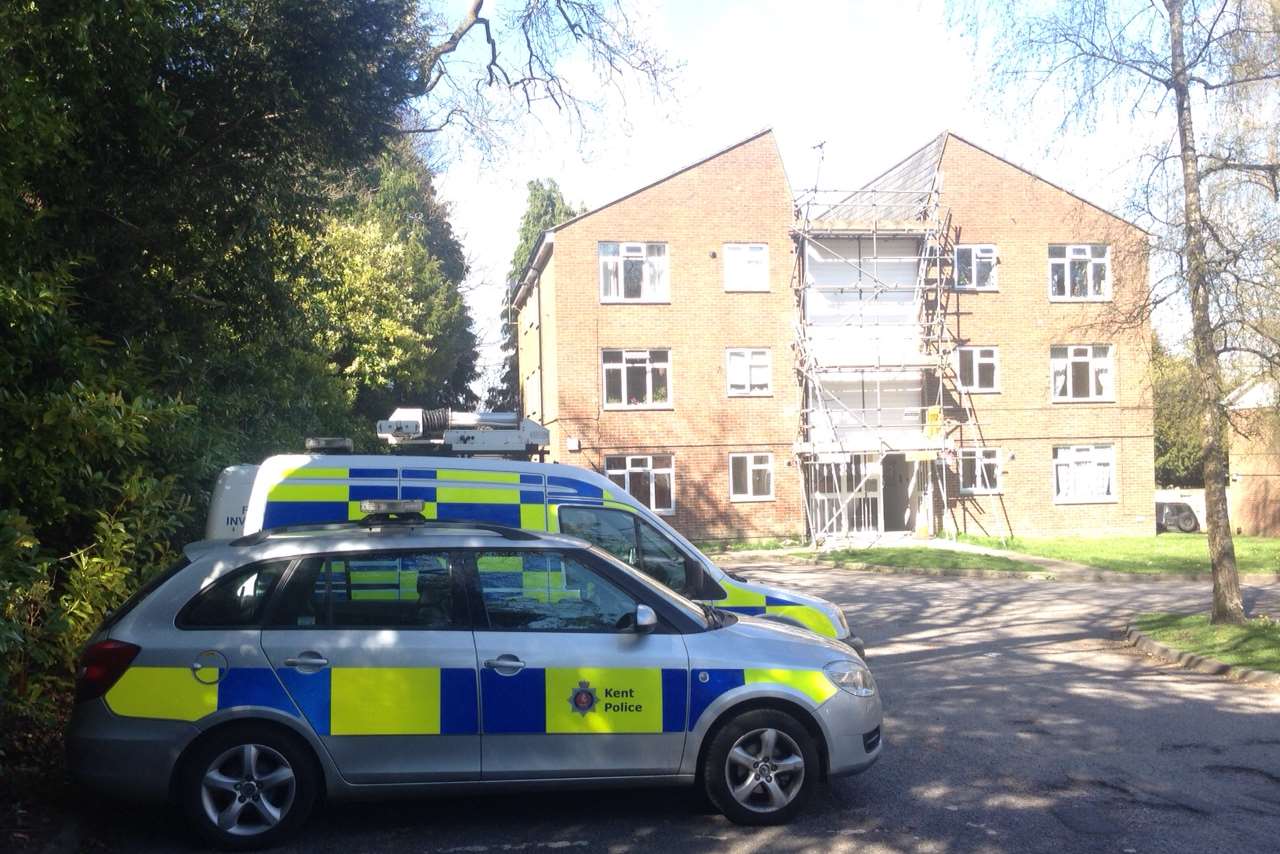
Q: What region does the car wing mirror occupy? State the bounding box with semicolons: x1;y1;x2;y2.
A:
634;604;657;634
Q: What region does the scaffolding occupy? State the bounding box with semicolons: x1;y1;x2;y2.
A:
792;147;961;544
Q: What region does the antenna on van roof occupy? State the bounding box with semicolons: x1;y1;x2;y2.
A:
375;408;550;460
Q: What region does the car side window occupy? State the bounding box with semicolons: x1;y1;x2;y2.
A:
559;506;692;595
473;549;639;632
266;552;464;629
180;561;288;628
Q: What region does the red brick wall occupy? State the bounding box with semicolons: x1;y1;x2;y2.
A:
521;131;804;542
938;136;1155;536
1229;408;1280;536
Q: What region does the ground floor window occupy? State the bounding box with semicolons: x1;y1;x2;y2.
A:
959;447;1001;494
729;453;774;501
1052;444;1115;503
604;454;675;514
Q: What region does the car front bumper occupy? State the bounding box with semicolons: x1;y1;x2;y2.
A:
65;699;196;802
816;686;883;777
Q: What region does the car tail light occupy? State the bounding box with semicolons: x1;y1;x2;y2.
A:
75;640;141;703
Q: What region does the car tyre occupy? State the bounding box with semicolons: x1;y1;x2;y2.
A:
179;724;318;851
702;708;819;826
1176;512;1199;533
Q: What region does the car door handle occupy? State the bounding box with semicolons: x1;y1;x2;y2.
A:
283;652;329;670
483;655;526;675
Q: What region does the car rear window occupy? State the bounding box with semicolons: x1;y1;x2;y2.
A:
178;561;289;628
100;557;191;633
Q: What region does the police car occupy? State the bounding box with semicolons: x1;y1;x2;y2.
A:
67;505;882;849
208;444;866;657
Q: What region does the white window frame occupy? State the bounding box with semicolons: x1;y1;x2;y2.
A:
599;242;669;303
959;447;1002;494
955;346;1000;393
1050;344;1115;403
602;348;672;410
726;348;772;397
728;452;775;502
1052;444;1117;504
723;243;769;292
954;244;998;291
1048;244;1111;301
604;454;675;515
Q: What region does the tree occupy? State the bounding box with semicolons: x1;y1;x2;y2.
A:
1153;338;1207;487
486;180;581;411
1;0;668;729
961;0;1280;623
409;0;674;150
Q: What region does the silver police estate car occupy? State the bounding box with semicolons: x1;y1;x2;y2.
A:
67;508;882;849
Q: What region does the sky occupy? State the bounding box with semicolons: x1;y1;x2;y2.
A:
429;0;1181;399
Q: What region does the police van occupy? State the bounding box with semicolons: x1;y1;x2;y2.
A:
205;413;865;657
67;507;883;848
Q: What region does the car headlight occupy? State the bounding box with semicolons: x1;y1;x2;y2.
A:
824;659;876;697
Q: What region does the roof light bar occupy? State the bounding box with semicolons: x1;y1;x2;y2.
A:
358;499;424;515
305;437;354;453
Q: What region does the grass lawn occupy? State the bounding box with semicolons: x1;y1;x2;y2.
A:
823;546;1043;573
695;537;805;554
1134;612;1280;673
957;532;1280;575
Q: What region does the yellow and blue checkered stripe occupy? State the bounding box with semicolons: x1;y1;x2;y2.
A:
105;665;480;735
104;664;837;733
262;467;550;532
716;582;839;638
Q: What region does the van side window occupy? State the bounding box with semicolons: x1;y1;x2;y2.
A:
179;561;288;628
558;506;693;595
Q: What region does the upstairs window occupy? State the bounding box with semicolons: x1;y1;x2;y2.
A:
603;349;671;409
605;454;675;514
1053;444;1116;503
1051;345;1114;402
723;243;769;291
600;242;668;302
726;348;772;396
955;245;997;290
729;453;774;501
959;448;1002;494
956;346;999;392
1049;244;1110;300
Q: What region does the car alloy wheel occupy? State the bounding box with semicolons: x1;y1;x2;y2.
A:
200;743;297;837
723;726;806;813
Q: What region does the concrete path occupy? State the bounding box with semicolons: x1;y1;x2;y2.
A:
72;562;1280;854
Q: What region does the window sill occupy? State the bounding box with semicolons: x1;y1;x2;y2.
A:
653;508;676;517
950;287;1000;293
958;388;1001;395
603;404;674;411
1053;497;1119;505
727;392;774;398
1048;296;1113;303
959;489;1003;496
730;495;776;503
1050;398;1116;405
600;298;671;305
724;287;772;294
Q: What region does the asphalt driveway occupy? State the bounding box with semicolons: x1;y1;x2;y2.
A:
71;561;1280;854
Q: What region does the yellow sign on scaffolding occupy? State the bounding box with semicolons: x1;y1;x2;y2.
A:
924;405;943;439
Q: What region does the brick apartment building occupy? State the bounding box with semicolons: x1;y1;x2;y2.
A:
512;129;1155;542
